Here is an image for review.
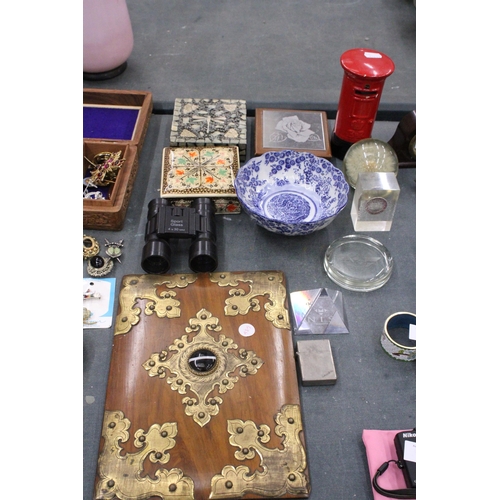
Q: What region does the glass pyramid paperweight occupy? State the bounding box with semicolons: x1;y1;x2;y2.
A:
290;288;349;334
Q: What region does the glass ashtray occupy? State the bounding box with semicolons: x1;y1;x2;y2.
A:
323;235;393;292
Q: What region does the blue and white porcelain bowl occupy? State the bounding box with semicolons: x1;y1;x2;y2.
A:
234;150;349;236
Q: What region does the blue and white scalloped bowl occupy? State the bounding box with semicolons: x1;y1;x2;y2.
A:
234;150;349;236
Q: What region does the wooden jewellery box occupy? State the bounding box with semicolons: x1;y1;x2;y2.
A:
83;88;153;231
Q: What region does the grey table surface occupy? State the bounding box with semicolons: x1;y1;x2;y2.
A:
83;0;416;117
83;117;416;500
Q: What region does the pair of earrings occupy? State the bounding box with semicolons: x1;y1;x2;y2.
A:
83;234;124;277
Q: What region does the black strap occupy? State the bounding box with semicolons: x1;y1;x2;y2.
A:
372;460;416;499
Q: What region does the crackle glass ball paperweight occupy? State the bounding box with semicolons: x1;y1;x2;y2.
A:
323;235;393;292
343;139;399;188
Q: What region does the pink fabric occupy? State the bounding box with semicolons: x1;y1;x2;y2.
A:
362;429;411;500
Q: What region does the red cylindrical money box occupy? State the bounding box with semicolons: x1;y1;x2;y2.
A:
331;48;395;159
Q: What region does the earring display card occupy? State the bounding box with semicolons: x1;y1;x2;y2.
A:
351;172;400;232
169;98;247;161
83;278;116;329
290;288;349;335
160;146;241;214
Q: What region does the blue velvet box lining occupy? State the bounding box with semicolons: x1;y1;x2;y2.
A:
83;105;140;141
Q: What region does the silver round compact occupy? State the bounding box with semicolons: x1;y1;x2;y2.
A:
323;235;393;292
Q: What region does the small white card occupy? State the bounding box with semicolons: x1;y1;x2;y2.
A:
83;278;116;329
409;323;417;340
404;439;416;463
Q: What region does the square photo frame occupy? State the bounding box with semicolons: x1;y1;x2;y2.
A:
255;108;332;158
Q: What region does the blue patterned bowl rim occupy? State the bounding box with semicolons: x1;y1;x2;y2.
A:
234;150;350;228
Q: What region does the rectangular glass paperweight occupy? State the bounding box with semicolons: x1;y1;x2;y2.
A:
351;172;400;231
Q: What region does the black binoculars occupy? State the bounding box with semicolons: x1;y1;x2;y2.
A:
141;197;218;274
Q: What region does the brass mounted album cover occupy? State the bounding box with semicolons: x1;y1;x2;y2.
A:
93;270;310;500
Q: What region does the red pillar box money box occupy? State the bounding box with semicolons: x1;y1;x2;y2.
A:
331;48;395;160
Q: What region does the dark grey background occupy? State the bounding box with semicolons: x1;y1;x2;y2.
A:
83;1;416;498
83;118;415;500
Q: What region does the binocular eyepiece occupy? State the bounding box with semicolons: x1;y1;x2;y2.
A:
141;197;218;274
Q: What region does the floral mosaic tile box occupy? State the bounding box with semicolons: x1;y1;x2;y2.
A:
255;108;332;158
169;98;247;161
160;146;241;214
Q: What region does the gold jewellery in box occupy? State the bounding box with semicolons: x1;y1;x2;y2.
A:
83;151;125;199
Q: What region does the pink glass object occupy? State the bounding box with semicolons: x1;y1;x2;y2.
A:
83;0;134;75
